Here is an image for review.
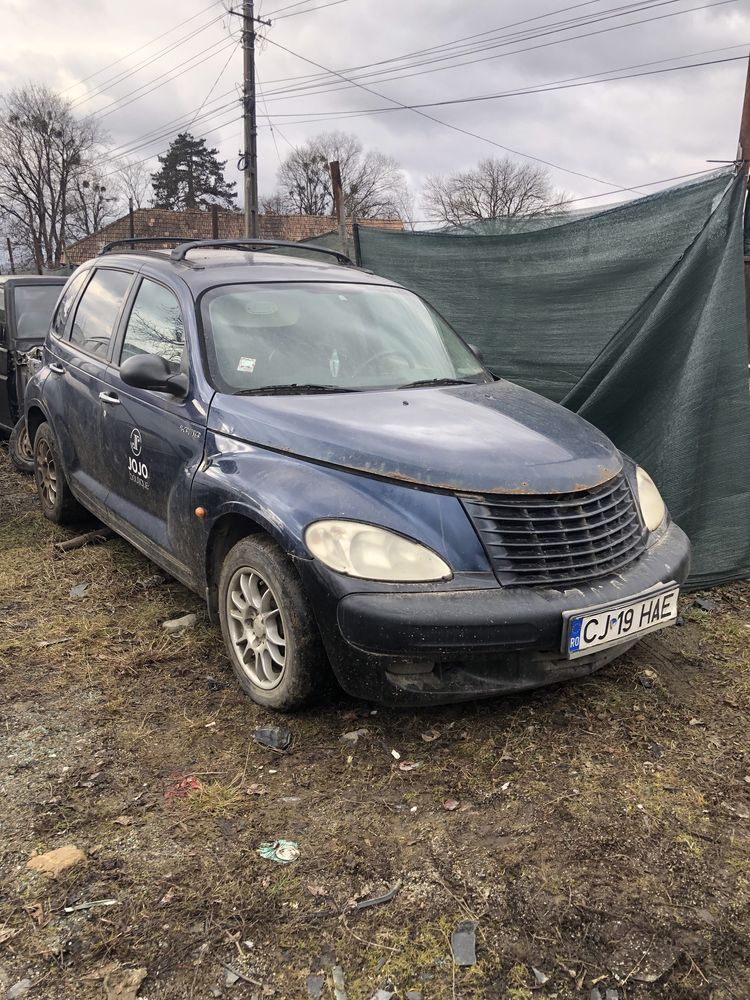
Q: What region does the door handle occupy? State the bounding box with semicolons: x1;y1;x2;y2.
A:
99;391;120;405
49;362;65;374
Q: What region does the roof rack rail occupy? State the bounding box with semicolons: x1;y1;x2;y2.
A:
99;236;191;256
169;239;353;266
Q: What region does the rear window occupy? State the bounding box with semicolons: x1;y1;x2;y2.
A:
14;285;64;343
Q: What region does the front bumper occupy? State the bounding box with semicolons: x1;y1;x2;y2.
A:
304;521;691;706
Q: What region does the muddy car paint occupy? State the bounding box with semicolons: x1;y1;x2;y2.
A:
24;246;691;707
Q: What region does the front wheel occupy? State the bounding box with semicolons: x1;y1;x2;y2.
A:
33;422;88;525
218;535;327;711
9;417;34;474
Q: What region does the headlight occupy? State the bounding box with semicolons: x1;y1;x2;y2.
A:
305;520;452;582
636;466;666;532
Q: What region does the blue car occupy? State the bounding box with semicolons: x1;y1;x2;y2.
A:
25;238;690;711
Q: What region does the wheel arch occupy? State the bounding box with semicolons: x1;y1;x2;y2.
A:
205;512;268;623
26;404;47;444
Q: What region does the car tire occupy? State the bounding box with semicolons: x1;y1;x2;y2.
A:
9;417;35;474
218;535;327;711
33;422;88;525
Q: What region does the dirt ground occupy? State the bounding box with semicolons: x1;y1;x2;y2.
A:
1;445;749;1000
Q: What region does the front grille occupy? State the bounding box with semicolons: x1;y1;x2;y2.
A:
460;474;646;588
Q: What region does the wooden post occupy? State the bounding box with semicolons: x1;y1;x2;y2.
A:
6;237;15;274
328;160;347;257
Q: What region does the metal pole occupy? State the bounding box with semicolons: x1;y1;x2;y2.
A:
243;0;259;238
128;197;135;240
6;237;15;275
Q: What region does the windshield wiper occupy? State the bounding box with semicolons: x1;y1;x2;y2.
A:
397;377;481;389
234;383;358;396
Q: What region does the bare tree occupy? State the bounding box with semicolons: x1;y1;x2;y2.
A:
269;131;407;219
118;157;152;209
0;84;103;269
423;157;568;227
67;172;120;241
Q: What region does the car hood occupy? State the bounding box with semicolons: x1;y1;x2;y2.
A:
207;379;622;495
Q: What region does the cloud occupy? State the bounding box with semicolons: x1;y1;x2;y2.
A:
0;0;746;208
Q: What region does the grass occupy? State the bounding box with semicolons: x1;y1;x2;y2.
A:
1;447;750;998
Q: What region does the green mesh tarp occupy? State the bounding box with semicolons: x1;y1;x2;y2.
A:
355;172;750;587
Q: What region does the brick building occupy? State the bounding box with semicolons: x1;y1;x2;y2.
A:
63;208;404;265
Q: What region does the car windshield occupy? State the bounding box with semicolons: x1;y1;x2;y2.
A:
14;285;63;343
200;282;490;393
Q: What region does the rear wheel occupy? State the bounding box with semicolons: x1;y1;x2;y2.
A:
33;422;87;525
9;417;34;474
218;535;327;711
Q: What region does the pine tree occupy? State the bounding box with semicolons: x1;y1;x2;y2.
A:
151;132;237;211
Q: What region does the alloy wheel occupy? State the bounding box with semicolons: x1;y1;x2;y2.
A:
226;568;287;689
36;438;58;507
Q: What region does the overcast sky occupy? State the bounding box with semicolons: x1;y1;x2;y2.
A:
1;0;748;215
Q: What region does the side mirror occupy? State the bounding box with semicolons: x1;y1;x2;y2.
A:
468;343;485;365
120;353;187;396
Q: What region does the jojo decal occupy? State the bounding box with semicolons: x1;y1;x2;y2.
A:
128;427;149;489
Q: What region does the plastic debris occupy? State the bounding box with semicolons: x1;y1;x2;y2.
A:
443;799;460;811
532;967;549;985
355;881;401;911
27;844;87;877
64;898;118;913
331;966;348;1000
162;612;198;634
258;839;300;863
420;730;440;743
69;582;90;598
451;920;478;966
398;761;420;772
371;991;395;999
254;726;292;752
405;993;423;1000
638;668;658;688
694;597;720;612
341;728;369;744
164;775;202;799
306;974;325;998
390;749;401;760
7;981;32;999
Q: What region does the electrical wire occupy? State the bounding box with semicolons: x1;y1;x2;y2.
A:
258;0;739;103
60;0;222;94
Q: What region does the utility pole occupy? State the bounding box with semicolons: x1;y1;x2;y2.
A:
738;54;750;183
6;238;15;275
328;160;347;256
241;2;271;239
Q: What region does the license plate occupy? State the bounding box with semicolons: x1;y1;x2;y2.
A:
563;584;679;658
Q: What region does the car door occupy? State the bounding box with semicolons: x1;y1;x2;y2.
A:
0;283;12;431
45;266;135;513
99;274;207;580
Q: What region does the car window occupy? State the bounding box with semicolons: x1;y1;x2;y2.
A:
200;282;489;393
70;269;132;359
120;278;185;374
14;285;64;343
51;270;91;340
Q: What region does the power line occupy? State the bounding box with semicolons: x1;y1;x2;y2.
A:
273;0;351;19
68;12;228;111
258;0;696;95
60;0;222;94
248;49;749;122
259;0;738;104
258;34;646;192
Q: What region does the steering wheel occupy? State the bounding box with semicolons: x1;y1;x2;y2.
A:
352;350;413;377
